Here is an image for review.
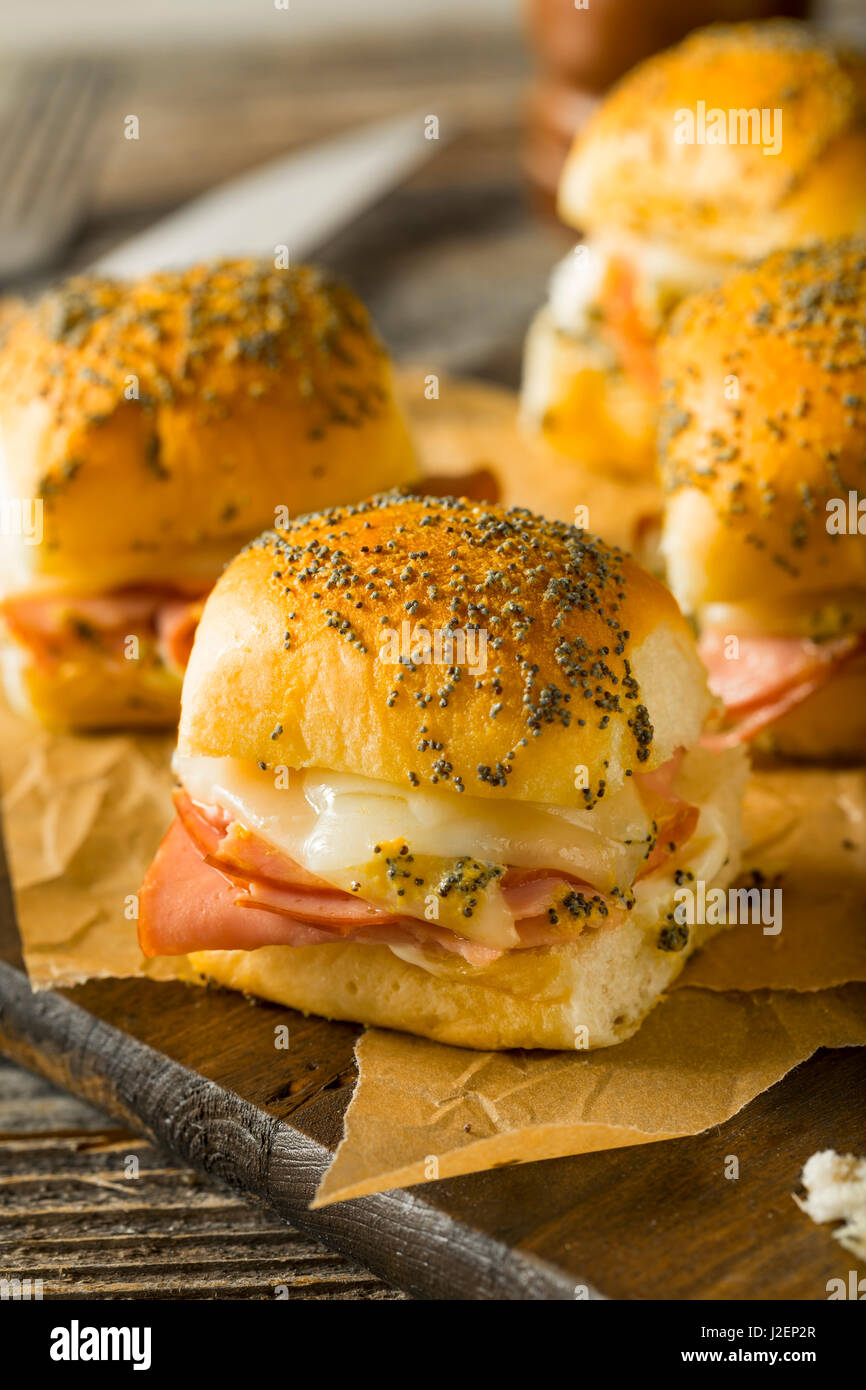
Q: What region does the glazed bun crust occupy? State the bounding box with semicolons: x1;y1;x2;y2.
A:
559;22;866;263
189;915;723;1052
179;493;710;807
521;306;657;479
0;260;416;597
660;241;866;614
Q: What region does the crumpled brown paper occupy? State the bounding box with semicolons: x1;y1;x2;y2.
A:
312;764;866;1204
685;766;866;993
0;701;192;985
1;690;863;1210
311;761;866;1206
2;374;865;1204
314;985;866;1205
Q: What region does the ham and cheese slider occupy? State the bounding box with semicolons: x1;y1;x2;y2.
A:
659;240;866;758
0;259;415;730
521;21;866;482
138;492;746;1050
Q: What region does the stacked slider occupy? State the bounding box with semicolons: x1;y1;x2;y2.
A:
521;21;866;481
659;239;866;758
0;259;416;730
138;493;747;1050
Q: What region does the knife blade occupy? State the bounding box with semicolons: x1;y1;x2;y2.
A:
92;110;440;279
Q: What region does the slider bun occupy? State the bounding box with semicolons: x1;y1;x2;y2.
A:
521;306;657;479
189;915;723;1052
559;22;866;263
0;260;416;597
179;493;711;807
1;642;181;731
660;240;866;615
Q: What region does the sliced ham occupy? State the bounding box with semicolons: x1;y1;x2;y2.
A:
499;867;618;920
140;750;701;961
636;802;700;879
138;814;625;962
0;585;209;674
155;598;206;674
599;258;659;394
174;790;333;892
139;817;504;964
4;591;164;636
630;748;700;878
186;803;625;932
636;747;685;800
500;872;571;919
177;794;629;927
139;752;699;964
139;820;376;955
699;630;865;747
214;864;403;931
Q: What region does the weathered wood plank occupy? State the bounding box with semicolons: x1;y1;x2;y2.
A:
0;953;579;1299
0;1057;407;1298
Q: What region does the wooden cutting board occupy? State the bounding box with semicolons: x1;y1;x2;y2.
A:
2;882;864;1301
1;378;864;1301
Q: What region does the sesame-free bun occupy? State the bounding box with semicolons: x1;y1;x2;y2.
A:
0;260;416;599
520;306;657;479
188;914;720;1052
659;240;866;616
179;492;711;807
559;22;866;264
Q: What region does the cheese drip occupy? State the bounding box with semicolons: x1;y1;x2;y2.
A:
175;746;744;956
175;755;663;948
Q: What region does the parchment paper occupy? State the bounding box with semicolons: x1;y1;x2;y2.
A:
0;701;192;985
1;692;864;1207
685;766;866;993
1;375;864;1204
314;985;866;1206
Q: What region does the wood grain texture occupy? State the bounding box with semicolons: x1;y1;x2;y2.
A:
0;956;581;1300
1;920;864;1299
0;1059;406;1300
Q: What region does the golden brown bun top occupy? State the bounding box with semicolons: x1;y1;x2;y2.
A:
0;259;416;595
558;22;866;262
659;239;866;605
179;492;710;807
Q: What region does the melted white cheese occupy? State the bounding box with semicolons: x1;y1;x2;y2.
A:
174;747;743;954
549;234;715;338
175;755;658;884
548;243;609;336
388;746;746;977
175;755;662;948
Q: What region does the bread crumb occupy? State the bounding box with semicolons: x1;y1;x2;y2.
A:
794;1150;866;1261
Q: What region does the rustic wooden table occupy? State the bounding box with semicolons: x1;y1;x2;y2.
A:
0;1057;406;1299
